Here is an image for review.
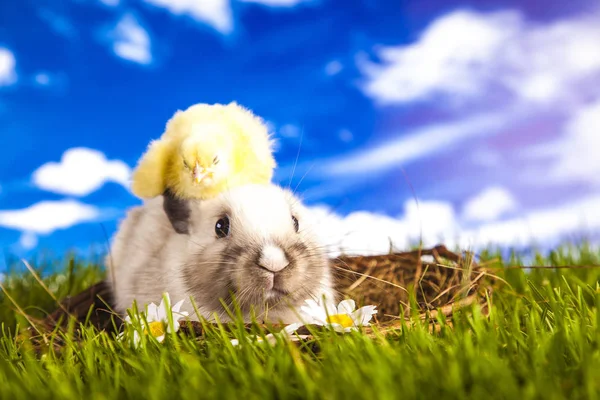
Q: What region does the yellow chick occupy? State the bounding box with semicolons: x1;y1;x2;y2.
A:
131;102;277;200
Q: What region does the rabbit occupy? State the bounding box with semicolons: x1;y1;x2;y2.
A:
106;183;336;324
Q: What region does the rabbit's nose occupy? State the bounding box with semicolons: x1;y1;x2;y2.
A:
258;244;290;273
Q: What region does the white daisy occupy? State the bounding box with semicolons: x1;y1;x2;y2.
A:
299;298;377;332
120;293;189;346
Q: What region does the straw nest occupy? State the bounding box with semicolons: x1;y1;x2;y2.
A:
28;245;493;340
332;244;492;323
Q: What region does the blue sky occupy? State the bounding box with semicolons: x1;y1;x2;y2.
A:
1;0;600;261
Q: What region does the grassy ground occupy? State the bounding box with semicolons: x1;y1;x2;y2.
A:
1;244;600;399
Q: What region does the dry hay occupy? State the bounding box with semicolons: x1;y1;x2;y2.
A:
332;244;492;322
23;245;494;345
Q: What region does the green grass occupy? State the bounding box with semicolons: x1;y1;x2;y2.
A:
1;244;600;399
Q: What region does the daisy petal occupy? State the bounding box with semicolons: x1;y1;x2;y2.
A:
329;323;346;333
337;299;356;315
303;299;321;312
146;303;158;321
323;302;338;317
306;318;326;326
283;323;303;335
351;306;378;326
300;305;324;322
166;321;181;334
172;299;185;313
304;298;318;306
299;305;315;316
297;312;314;325
173;311;189;321
157;302;169;321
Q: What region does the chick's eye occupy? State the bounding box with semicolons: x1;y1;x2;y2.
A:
183;160;190;169
292;215;299;233
215;216;230;238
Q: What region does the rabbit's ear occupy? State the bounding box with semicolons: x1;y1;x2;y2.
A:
162;189;190;234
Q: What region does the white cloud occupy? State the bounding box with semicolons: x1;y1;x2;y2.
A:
307;206;408;257
32;147;131;196
239;0;314;6
319;111;508;178
359;8;600;105
0;200;101;235
471;149;502;167
0;48;17;86
526;99;600;186
325;60;343;76
462;186;518;223
0;273;4;282
338;129;353;142
99;0;120;6
402;199;458;244
108;14;152;65
19;232;38;250
280;124;301;138
38;9;78;39
460;193;600;248
31;71;68;92
144;0;232;34
309;191;600;256
274;110;514;187
34;73;51;86
308;198;459;257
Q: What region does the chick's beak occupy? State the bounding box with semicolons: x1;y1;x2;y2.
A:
193;164;206;184
193;162;214;184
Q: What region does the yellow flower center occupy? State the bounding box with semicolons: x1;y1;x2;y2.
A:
145;321;166;337
326;313;354;328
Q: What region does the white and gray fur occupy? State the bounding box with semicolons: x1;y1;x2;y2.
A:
106;183;335;323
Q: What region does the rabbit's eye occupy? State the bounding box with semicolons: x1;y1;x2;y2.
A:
215;216;230;238
292;215;299;233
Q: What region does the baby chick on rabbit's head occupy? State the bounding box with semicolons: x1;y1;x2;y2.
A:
179;122;233;187
132;102;277;201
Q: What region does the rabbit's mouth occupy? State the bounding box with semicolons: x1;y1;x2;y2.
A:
266;286;290;300
262;274;292;301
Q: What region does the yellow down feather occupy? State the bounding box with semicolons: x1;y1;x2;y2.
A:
131;102;277;200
